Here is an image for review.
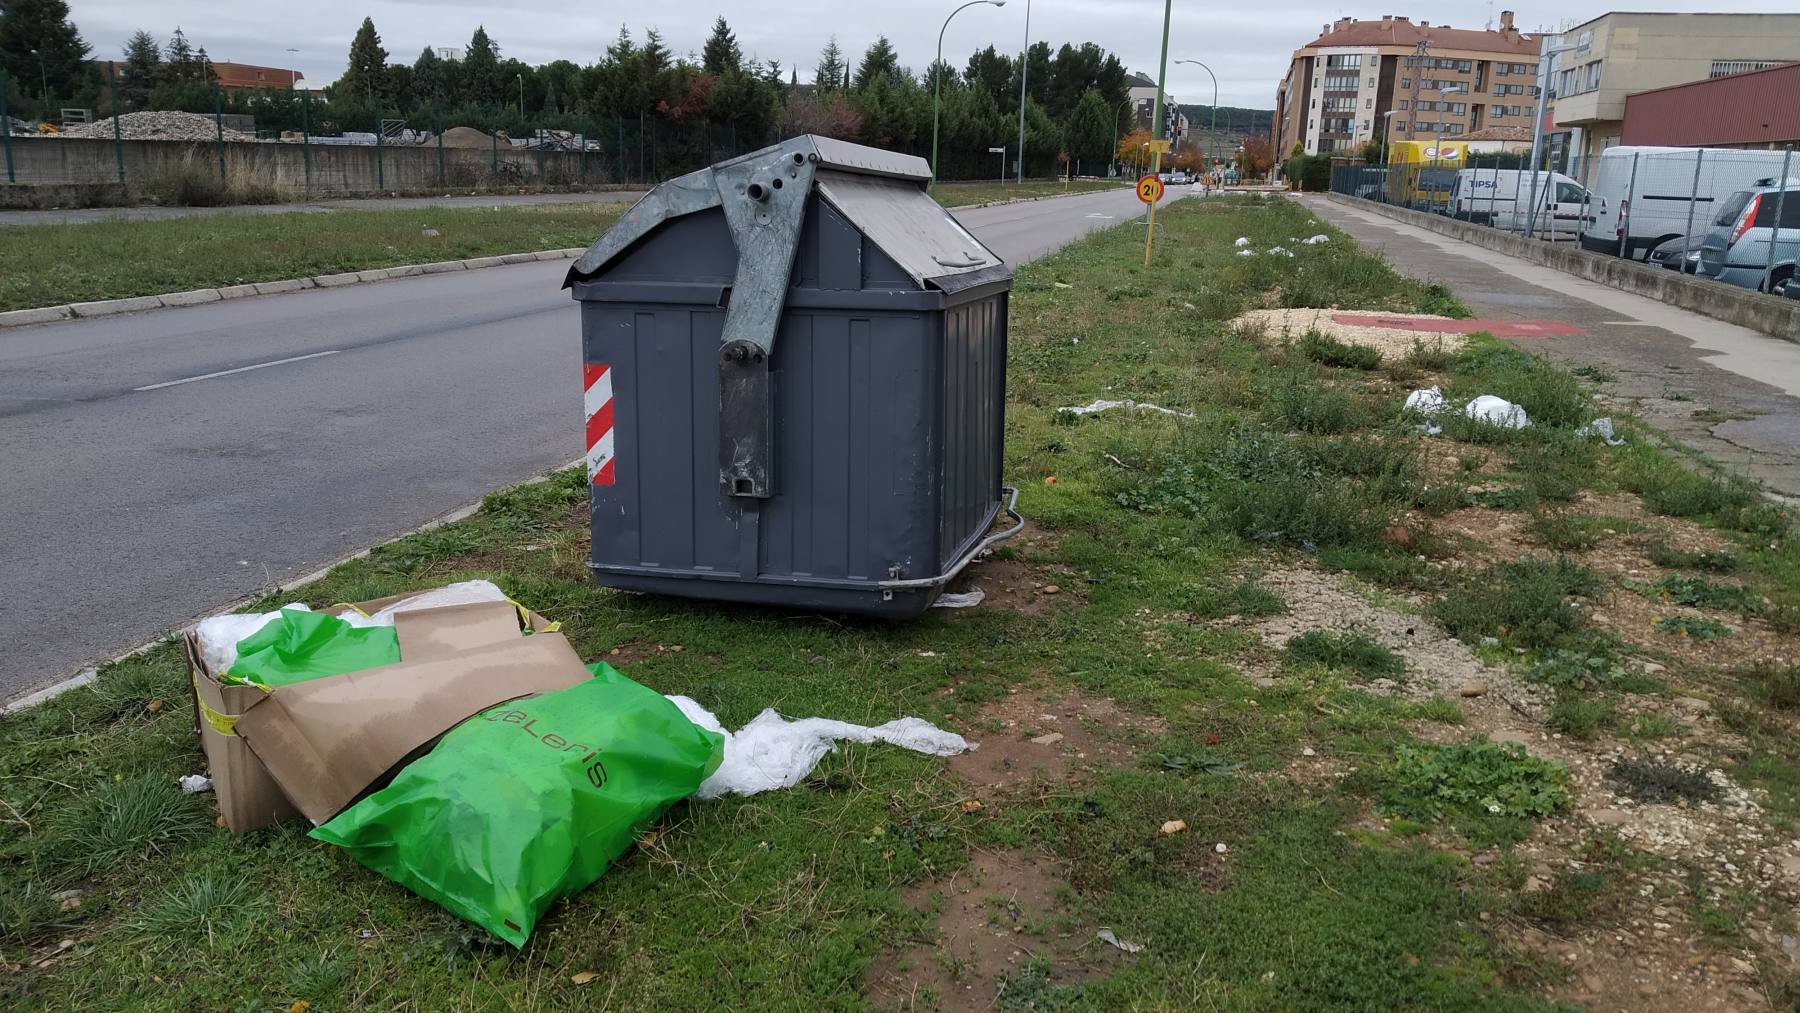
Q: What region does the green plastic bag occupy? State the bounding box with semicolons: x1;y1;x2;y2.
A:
310;662;723;947
225;609;400;689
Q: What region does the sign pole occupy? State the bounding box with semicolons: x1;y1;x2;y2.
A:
1144;0;1173;266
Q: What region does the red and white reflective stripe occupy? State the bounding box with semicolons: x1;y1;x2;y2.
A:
584;363;616;486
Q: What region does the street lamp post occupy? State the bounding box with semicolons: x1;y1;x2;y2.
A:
1015;0;1031;184
1431;84;1467;214
1174;59;1217;171
1112;96;1132;178
1523;39;1582;239
517;73;525;118
930;0;1006;194
29;48;48;115
1379;109;1400;165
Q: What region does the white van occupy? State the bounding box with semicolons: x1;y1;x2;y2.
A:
1581;146;1798;260
1450;169;1591;234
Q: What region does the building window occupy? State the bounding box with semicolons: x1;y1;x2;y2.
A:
1366;76;1376;88
1323;73;1359;90
1400;77;1411;88
1709;59;1781;78
1398;99;1410;110
1324;54;1363;68
1448;103;1466;115
1392;121;1407;133
1365;98;1373;109
1490;104;1505;117
1583;61;1602;90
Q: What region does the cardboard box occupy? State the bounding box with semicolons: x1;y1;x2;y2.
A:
186;593;569;831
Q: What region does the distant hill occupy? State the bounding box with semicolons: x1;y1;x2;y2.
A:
1177;105;1272;139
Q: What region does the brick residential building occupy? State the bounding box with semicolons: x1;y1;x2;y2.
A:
1273;12;1541;158
97;60;305;92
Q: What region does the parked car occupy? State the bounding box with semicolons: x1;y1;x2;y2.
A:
1168;171;1192;185
1697;178;1800;296
1583;146;1797;261
1647;233;1708;273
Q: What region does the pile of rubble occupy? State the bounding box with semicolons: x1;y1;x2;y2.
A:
61;111;255;143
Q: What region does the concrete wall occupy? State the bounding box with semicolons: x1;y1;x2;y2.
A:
0;135;614;198
1326;193;1800;341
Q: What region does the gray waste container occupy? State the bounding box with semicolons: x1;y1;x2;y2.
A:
565;134;1021;617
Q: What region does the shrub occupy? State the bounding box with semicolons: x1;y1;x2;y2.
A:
1547;695;1613;740
1284;629;1405;678
1743;664;1800;711
1265;375;1358;435
1621;454;1758;520
1432;556;1603;649
1415;283;1472;319
1526;647;1626;689
1639;574;1759;613
1607;757;1720;804
1654;615;1732;640
1381;740;1568;824
1646;544;1739;573
1299;331;1382;371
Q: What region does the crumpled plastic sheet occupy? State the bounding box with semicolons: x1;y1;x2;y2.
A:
1235;249;1256;257
177;774;214;794
1302;234;1331;245
1234;237;1251;247
194;579;511;677
1265;246;1295;257
1404;386;1450;415
1465;395;1531;429
1061;399;1196;419
665;698;974;799
1576;417;1626;446
932;589;986;609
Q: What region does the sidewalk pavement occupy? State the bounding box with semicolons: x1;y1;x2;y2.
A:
1301;196;1800;502
0;190;647;227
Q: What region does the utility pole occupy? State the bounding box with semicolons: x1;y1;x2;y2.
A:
1015;0;1031;183
1143;0;1172;266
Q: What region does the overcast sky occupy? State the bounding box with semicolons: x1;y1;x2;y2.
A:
68;1;1789;109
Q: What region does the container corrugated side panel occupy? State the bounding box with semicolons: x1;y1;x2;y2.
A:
938;292;1006;570
759;310;934;583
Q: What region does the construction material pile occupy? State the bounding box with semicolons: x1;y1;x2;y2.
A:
62;111;255;143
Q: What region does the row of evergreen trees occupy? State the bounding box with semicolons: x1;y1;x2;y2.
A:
2;2;1141;181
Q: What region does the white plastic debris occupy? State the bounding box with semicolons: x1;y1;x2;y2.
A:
194;604;313;677
665;698;973;799
1097;929;1144;954
1060;399;1196;419
932;589;986;609
1302;234;1331;245
1576;416;1626;446
177;774;214;794
1265;246;1295;257
1236;249;1256;257
1404;387;1450;415
1234;236;1251;247
1464;395;1531;429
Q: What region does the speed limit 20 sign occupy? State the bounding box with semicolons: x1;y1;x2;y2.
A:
1136;174;1165;204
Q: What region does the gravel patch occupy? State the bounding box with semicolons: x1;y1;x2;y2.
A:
1233;308;1471;360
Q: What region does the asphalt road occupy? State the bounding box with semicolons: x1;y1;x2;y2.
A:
0;190;647;227
0;184;1160;701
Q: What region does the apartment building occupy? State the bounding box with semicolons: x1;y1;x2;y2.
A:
1545;12;1800;177
1125;72;1187;147
1273;12;1541;157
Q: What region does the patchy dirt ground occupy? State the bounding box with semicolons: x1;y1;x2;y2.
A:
947;522;1084;616
948;689;1168;800
1232;307;1472;358
864;849;1125;1011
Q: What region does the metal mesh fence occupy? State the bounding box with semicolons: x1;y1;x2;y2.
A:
0;87;753;195
1329;145;1796;296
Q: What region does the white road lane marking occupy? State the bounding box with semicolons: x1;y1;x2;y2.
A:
134;350;340;391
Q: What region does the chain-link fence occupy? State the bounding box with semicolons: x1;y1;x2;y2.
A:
1330;145;1797;297
1;79;754;199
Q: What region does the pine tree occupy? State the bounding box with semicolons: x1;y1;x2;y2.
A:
340;17;389;99
161;26;193;84
701;17;740;76
853;36;897;90
462;26;501;106
412;46;443;106
0;0;91;103
119;29;161;108
814;37;844;93
1063;87;1114;174
193;47;216;83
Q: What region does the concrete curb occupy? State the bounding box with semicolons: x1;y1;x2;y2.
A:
0;247;590;329
1322;194;1800;343
946;185;1133;211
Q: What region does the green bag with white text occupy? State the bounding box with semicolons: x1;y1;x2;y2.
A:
310;662;722;947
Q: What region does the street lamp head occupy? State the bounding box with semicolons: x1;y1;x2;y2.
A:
989;1;1006;6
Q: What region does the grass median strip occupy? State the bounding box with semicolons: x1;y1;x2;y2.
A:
0;203;629;313
933;179;1129;207
5;195;1798;1009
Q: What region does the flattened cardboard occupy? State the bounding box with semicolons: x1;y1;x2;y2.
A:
234;631;592;825
392;601;526;661
186;593;556;831
186;635;303;830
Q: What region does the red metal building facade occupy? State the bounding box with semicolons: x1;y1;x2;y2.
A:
1621;62;1800;148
